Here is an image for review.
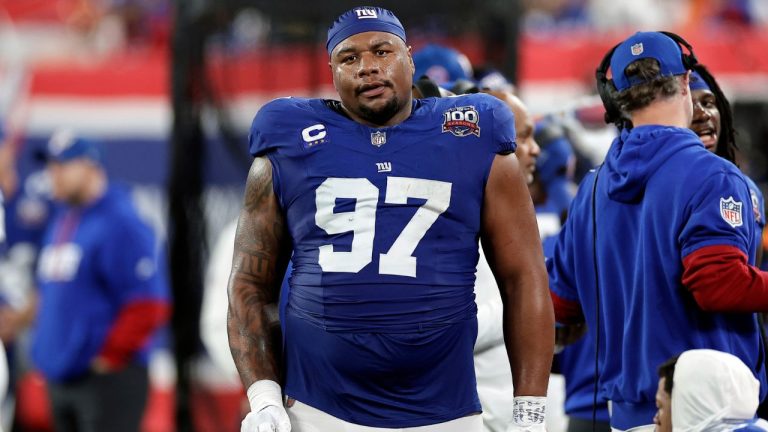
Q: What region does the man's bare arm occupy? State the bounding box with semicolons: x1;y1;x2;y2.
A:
227;157;290;389
481;153;554;396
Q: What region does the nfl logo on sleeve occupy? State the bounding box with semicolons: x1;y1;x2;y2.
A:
720;196;743;228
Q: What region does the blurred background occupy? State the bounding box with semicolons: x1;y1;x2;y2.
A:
0;0;766;431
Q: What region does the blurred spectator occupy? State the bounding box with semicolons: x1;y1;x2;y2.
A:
0;127;39;431
201;218;240;383
412;44;473;87
587;0;688;31
63;0;170;54
0;138;39;346
531;117;607;432
655;349;768;431
522;0;589;31
531;116;577;246
474;88;560;432
0;131;9;432
32;130;169;432
474;67;515;93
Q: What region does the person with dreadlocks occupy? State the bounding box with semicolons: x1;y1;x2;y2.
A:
688;65;764;264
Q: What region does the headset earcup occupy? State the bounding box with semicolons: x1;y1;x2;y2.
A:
595;44;623;126
659;31;698;69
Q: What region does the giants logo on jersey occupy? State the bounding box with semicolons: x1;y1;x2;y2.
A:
442;106;480;138
38;243;83;282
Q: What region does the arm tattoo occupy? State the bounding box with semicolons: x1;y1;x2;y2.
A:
227;157;288;389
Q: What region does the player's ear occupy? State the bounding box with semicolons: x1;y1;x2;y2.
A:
680;71;691;96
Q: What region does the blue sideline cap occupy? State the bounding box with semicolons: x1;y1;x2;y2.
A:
326;6;406;56
41;129;102;164
610;31;688;92
413;44;472;85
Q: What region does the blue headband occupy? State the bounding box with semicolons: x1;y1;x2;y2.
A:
689;70;711;92
326;6;406;56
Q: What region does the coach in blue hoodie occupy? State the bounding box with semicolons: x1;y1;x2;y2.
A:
548;32;768;431
33;130;169;432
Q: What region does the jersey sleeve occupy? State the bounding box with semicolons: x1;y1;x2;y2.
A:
547;172;594;324
486;94;517;155
248;97;296;157
680;170;755;260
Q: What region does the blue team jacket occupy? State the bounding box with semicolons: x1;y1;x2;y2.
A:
548;125;767;430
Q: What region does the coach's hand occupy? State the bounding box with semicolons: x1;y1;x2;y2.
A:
241;380;291;432
505;396;547;432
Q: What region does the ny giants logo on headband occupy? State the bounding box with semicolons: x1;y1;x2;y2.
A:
355;8;378;19
720;196;743;228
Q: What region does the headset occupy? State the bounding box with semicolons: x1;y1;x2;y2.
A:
594;31;699;130
413;75;443;98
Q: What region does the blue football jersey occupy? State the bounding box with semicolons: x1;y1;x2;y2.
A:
745;175;765;257
249;94;516;427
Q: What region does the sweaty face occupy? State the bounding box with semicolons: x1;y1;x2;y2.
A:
330;31;414;127
514;104;540;185
690;89;721;153
654;377;672;432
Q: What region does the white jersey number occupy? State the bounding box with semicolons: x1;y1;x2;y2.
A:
315;177;452;277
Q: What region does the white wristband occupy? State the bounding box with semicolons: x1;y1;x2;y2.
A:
246;380;283;413
513;396;546;426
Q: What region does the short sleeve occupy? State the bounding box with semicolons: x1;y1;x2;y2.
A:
680;171;755;260
489;96;517;155
248;98;294;157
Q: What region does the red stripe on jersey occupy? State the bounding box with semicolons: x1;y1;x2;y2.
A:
98;300;170;369
550;290;584;324
682;245;768;313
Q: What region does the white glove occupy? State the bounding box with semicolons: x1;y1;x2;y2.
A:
241;380;291;432
505;396;547;432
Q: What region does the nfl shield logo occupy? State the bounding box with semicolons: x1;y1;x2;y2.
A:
371;131;386;147
631;43;644;56
720;196;743;228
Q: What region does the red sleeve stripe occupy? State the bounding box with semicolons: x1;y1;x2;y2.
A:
682;245;768;313
550;290;584;324
98;300;171;368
